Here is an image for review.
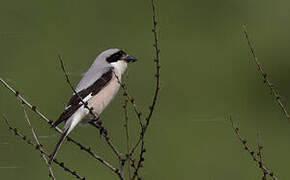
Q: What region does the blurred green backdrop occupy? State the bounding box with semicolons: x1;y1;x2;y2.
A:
1;0;290;179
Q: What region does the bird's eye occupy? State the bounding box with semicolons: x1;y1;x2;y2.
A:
106;51;126;63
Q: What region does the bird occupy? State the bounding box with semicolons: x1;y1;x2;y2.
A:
49;48;137;163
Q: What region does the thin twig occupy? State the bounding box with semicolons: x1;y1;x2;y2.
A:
131;139;145;180
230;117;278;180
129;159;141;180
20;103;56;180
257;133;267;180
113;71;142;178
130;0;161;155
145;0;161;133
242;25;290;120
113;72;143;166
111;58;144;180
122;97;131;178
113;72;143;128
0;77;120;177
57;55;124;179
131;0;161;179
2;115;85;180
0;78;54;126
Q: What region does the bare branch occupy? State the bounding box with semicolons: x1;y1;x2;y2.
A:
131;138;145;180
0;78;54;126
0;77;120;177
145;0;161;131
122;98;131;177
129;159;141;180
230;117;278;180
113;71;143;128
20;103;56;180
242;25;290;120
2;115;85;180
0;1;162;178
257;133;267;180
131;0;161;179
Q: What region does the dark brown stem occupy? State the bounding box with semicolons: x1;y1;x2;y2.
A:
2;115;86;180
242;25;290;121
0;77;120;178
113;71;143;128
257;133;267;180
20;104;56;180
131;0;161;179
123;98;132;178
230;117;278;180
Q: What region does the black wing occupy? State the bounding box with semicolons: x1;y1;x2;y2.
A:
52;68;113;127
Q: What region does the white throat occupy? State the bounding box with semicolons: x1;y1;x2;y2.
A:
111;61;128;76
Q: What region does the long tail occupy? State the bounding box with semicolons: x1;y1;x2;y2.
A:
49;107;86;164
49;128;70;164
49;115;80;164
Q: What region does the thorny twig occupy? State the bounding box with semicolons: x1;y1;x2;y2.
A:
230;117;278;180
242;25;290;120
0;78;119;177
20;104;56;180
57;55;124;179
2;115;86;180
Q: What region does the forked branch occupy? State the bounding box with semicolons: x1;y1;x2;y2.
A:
0;78;120;178
0;0;161;179
131;0;161;179
230;117;278;180
2;115;85;180
20;104;56;180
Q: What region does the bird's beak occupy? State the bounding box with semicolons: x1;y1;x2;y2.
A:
124;55;137;63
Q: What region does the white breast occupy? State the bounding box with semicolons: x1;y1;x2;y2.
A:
87;61;126;116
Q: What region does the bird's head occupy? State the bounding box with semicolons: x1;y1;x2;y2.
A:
99;48;137;64
97;48;137;74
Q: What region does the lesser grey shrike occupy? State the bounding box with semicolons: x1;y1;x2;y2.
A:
49;48;137;163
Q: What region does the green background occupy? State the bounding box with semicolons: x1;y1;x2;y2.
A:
1;0;290;179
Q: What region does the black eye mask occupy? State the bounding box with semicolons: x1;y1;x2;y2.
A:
106;50;126;63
